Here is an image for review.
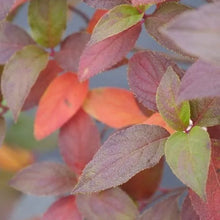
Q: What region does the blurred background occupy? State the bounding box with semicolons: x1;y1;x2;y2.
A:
0;0;207;219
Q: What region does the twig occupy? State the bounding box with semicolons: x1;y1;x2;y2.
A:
68;5;90;24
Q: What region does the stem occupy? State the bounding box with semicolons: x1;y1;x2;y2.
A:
68;5;90;24
50;48;55;57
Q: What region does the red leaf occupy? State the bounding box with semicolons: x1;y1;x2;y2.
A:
42;196;82;220
59;109;100;175
11;0;29;11
78;23;141;81
208;126;220;140
83;87;147;128
34;72;88;140
23;60;62;110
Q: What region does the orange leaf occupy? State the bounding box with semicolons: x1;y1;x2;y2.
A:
83;87;147;128
34;72;88;140
0;145;34;172
87;10;108;34
143;113;175;134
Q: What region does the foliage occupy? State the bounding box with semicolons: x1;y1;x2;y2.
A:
0;0;219;219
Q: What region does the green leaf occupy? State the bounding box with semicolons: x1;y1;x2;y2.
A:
28;0;67;48
156;66;190;131
90;4;144;44
165;126;211;200
2;45;49;120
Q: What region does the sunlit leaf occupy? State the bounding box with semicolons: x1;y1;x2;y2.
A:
73;124;169;194
34;72;88;140
28;0;67;48
83;87;147;128
10;162;77;196
76;187;138;220
165;126;211;199
2;45;49;120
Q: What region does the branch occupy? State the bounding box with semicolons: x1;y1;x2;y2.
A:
68;5;90;24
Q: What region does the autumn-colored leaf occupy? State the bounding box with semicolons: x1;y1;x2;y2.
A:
59;109;100;175
10;162;77;196
87;10;108;34
78;23;141;81
76;187;139;220
73;124;169;194
0;117;6;147
35;72;88;140
165;126;211;199
11;0;29;11
0;0;14;20
23;60;62;110
0;21;35;64
208;125;220;140
132;0;177;6
42;196;82;220
0;145;34;172
2;45;49;120
121;158;164;201
83;87;147;128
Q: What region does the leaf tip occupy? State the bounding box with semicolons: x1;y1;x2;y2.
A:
79;68;90;82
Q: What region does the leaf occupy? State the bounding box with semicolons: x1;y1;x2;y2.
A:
59;109;100;175
83;87;147;128
2;45;49;120
11;0;29;11
0;144;34;172
160;2;220;65
87;10;108;34
0;117;6;147
42;196;82;220
190;97;220;127
23;60;62;110
165;126;211;199
76;187;138;220
10;162;77;196
156;66;190;131
0;0;14;20
83;0;131;9
78;23;141;81
140;193;181;220
208;126;220;140
132;0;179;6
28;0;67;48
143;113;175;134
90;4;144;44
34;72;88;140
181;195;199;220
144;2;191;57
178;60;220;103
128;50;184;112
0;21;35;64
73;124;169;194
121;158;164;201
54;32;90;72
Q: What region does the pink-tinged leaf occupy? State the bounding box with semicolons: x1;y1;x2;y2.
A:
140;193;181;220
0;0;15;20
2;45;49;121
181;195;199;220
34;72;88;140
178;60;220;103
73;124;169;194
59;109;100;175
23;60;62;110
42;196;82;220
190;97;220;127
156;66;190;131
9;162;77;196
54;32;90;72
78;23;141;81
160;2;220;65
83;0;131;9
11;0;29;11
132;0;178;6
144;2;192;57
128;50;184;111
208;126;220;140
121;158;164;201
0;117;6;148
76;187;138;220
0;21;35;64
83;87;147;128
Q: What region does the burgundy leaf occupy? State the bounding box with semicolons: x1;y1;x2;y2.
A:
78;23;141;81
9;162;77;196
208;126;220;139
83;0;131;9
128;50;183;111
54;32;90;72
76;188;139;220
0;21;35;64
59;109;100;175
0;0;15;20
